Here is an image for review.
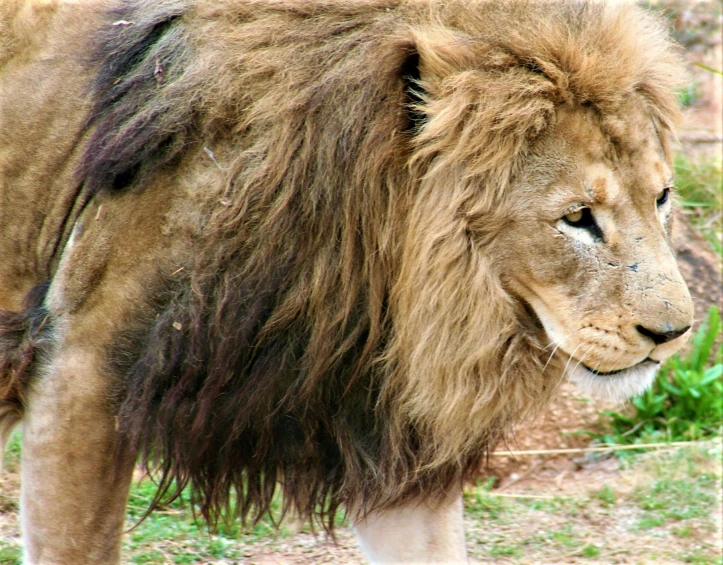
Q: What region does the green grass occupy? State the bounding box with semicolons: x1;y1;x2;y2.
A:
123;479;296;564
582;544;601;558
463;477;514;522
674;154;723;255
631;445;720;540
0;431;719;564
1;430;21;472
488;542;522;559
677;83;701;108
0;545;22;565
594;484;616;507
635;475;717;527
464;441;721;563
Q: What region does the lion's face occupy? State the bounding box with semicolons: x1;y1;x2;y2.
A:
500;104;694;402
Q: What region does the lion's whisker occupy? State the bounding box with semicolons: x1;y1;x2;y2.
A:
560;342;587;378
569;344;595;377
543;327;584;372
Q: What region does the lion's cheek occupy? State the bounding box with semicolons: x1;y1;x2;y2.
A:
502;233;600;318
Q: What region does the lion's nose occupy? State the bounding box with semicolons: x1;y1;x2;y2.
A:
636;324;691;345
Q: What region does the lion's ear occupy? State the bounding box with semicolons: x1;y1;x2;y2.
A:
400;51;425;132
400;28;479;133
412;28;478;84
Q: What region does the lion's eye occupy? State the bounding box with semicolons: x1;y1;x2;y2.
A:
656;188;670;207
563;207;594;228
561;206;602;240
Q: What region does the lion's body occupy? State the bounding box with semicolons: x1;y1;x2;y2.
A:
0;1;694;563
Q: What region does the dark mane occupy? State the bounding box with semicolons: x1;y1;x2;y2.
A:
80;0;196;193
0;283;53;444
102;0;444;531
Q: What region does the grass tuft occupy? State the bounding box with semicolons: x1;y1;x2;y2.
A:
674;155;723;255
594;484;616;507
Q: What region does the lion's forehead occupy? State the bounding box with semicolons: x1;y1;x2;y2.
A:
581;151;670;208
527;109;671;212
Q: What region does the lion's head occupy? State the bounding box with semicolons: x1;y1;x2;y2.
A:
503;105;693;402
384;2;693;467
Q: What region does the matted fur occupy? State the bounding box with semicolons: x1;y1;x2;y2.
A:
1;0;686;534
0;284;52;451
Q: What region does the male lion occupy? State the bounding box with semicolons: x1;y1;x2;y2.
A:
0;0;694;563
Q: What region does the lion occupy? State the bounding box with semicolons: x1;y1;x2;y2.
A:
0;0;693;563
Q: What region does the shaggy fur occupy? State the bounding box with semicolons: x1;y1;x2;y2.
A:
0;283;52;450
1;0;688;539
81;0;685;529
81;0;195;193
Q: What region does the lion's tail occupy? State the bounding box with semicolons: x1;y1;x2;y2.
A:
0;283;51;461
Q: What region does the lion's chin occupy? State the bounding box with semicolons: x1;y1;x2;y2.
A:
567;359;660;404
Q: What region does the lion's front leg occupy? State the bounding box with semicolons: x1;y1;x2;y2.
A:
353;493;467;564
21;345;135;564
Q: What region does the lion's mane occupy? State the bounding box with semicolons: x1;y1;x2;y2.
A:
63;0;683;529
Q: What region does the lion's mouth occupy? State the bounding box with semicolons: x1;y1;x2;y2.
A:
580;358;659;377
567;358;661;403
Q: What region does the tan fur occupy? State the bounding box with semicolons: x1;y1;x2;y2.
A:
0;1;693;562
